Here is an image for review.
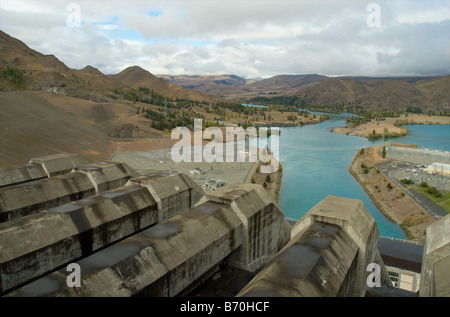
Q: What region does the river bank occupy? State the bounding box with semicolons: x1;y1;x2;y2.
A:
349;144;436;244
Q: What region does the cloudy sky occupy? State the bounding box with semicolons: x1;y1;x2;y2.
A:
1;0;449;78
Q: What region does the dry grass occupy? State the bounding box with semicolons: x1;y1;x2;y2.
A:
349;145;436;243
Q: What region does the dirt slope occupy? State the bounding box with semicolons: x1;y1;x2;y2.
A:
0;91;170;167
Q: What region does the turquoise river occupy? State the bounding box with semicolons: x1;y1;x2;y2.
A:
267;112;450;239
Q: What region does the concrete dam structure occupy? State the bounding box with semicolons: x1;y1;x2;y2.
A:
0;153;448;297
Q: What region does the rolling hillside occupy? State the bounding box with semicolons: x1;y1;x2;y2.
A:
159;73;327;97
0;30;220;167
0;30;219;104
294;76;450;113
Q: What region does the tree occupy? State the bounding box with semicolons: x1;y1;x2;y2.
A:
382;146;386;158
265;175;271;183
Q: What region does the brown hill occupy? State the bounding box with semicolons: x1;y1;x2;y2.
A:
0;30;219;103
109;66;220;103
295;76;450;113
245;74;326;94
158;74;248;97
159;74;327;98
0;91;171;167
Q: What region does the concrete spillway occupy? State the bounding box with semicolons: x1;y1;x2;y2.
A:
0;172;96;222
1;153;449;297
0;185;158;294
238;221;359;297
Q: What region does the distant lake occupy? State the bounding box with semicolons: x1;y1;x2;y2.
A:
241;103;268;108
273;113;449;239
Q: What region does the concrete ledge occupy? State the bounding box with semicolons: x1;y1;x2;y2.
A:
0;172;96;222
128;171;205;221
237;221;359;297
205;182;291;272
290;195;390;296
420;214;450;297
0;185;158;295
0;163;47;188
75;161;139;194
7;201;242;297
29;153;91;177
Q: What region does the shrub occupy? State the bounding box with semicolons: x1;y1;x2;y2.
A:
427;186;442;197
420;182;428;188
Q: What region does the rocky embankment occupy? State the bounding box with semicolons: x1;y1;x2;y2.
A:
349;145;435;243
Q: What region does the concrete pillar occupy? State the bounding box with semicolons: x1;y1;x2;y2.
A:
420;214;450;297
74;161;139;194
6;200;242;297
0;185;158;295
0;163;47;188
29;153;91;177
238;221;359;297
0;172;95;222
243;195;392;297
128;171;205;221
205;182;291;272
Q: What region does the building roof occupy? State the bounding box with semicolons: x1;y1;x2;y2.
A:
378;238;424;273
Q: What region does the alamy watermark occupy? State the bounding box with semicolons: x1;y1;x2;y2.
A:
67;3;81;28
171;119;280;173
66;263;81;287
366;263;381;287
366;3;381;28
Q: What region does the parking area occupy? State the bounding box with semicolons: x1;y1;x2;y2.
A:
376;160;449;220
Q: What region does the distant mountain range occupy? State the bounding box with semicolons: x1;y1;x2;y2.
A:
158;74;328;97
159;73;449;114
293;76;449;113
1;29;448;113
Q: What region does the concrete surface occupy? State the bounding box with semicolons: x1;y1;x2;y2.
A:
128;172;205;221
0;185;157;295
1;154;448;298
7;200;242;297
0;163;47;188
288;195;392;296
75;161;139;194
0;172;96;222
237;221;359;297
205;182;291;272
420;214;450;296
29;153;91;177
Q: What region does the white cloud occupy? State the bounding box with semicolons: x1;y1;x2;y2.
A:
0;0;448;78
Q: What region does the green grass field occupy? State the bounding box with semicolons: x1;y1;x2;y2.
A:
414;186;450;213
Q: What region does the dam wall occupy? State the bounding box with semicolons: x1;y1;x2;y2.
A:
129;172;204;222
238;195;391;297
0;185;158;294
0;172;96;222
29;153;91;177
420;214;450;297
1;153;447;297
0;163;47;188
5;182;290;297
386;145;450;165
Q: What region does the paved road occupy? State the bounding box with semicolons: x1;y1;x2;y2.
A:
376;161;448;220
